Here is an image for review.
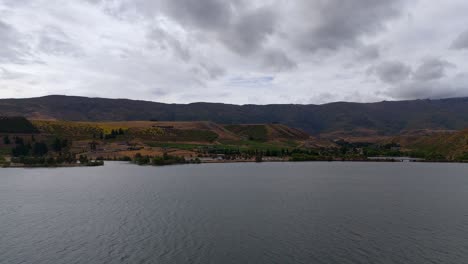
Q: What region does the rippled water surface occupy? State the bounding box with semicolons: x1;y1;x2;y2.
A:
1;162;468;264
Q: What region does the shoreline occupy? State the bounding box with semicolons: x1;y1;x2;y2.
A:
2;159;467;169
1;161;104;168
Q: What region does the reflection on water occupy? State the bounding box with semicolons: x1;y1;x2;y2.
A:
1;162;468;264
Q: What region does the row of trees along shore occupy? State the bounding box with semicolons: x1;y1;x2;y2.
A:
2;135;103;167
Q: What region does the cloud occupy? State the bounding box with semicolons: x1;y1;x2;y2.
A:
37;26;83;57
373;57;462;100
106;0;277;56
199;63;225;79
451;29;468;50
388;73;468;100
162;0;234;31
262;50;297;72
219;7;277;55
356;45;380;60
0;67;28;80
372;61;412;84
0;20;30;63
147;26;191;61
295;0;403;51
0;0;468;104
228;76;274;87
413;58;454;81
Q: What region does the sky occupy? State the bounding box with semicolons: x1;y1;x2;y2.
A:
0;0;467;105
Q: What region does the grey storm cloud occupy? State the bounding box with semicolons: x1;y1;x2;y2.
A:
382;58;462;100
357;45;380;60
147;26;191;61
163;0;235;30
115;0;404;56
163;0;277;56
262;50;297;72
373;61;412;84
451;30;468;50
388;73;468;100
219;7;277;55
110;0;277;56
199;63;225;79
296;0;403;51
413;58;454;81
0;20;29;63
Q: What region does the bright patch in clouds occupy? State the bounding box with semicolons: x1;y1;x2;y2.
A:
0;0;467;104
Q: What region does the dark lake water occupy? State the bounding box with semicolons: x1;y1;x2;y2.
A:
1;162;468;264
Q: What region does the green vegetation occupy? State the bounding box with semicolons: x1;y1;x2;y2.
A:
225;125;268;141
103;128;125;139
457;152;468;161
0;156;8;167
77;155;104;166
167;129;218;142
2;132;102;167
3;135;11;144
143;134;467;163
146;142;208;150
399;130;468;161
133;153;198;166
0;117;38;133
8;155;103;167
32;120;218;143
129;127;163;138
2;116;467;168
52;138;70;152
33;120;103;139
290;153;320;161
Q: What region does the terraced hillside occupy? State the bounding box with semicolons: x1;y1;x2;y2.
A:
28;120;312;144
225;124;310;142
31;120;232;143
396;129;468;160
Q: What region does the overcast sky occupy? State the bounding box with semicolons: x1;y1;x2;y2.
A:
1;0;467;104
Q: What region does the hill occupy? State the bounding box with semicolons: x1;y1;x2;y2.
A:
225;124;310;142
0;120;313;163
1;95;468;135
0;116;38;133
393;129;468;161
29;120;310;145
1;118;466;163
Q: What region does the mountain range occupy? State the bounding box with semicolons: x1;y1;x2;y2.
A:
1;95;468;135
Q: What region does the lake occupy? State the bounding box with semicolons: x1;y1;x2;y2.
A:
1;162;468;264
